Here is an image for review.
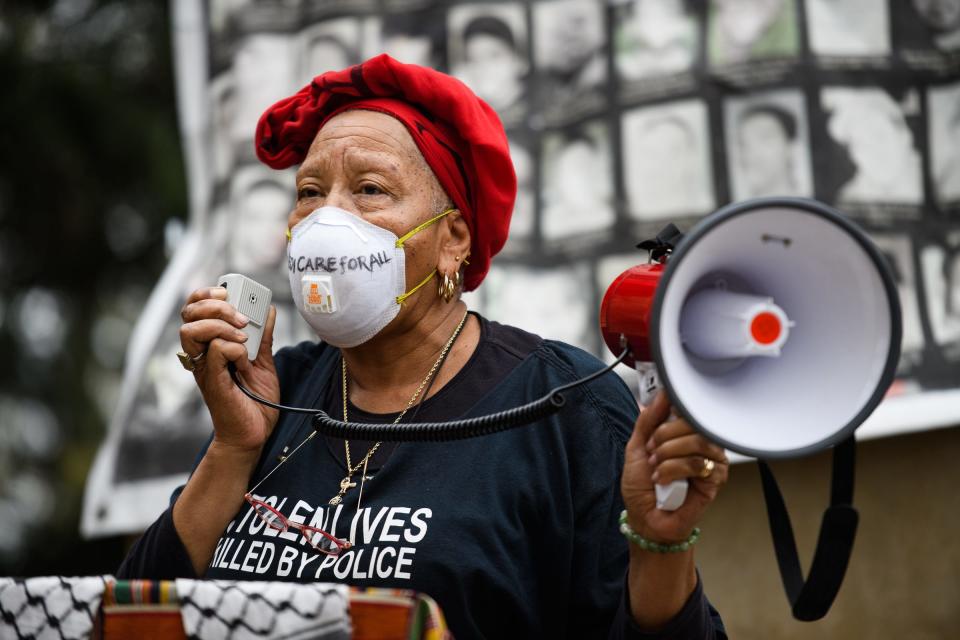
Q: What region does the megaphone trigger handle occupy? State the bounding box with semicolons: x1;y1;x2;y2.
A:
655;479;689;511
634;361;662;408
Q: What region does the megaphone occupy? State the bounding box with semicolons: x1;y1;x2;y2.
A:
600;197;902;620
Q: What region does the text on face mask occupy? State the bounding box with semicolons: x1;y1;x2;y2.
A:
288;251;393;275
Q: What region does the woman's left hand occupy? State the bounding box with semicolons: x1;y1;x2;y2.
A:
621;390;729;544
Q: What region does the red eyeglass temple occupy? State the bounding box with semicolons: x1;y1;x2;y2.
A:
244;493;352;553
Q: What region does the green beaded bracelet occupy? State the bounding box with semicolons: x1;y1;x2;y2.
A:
619;510;700;553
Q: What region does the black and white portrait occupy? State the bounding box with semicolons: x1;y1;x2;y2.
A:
707;0;799;65
872;234;926;372
725;90;812;199
623;100;715;220
806;0;891;56
928;81;960;206
822;87;923;204
482;263;593;351
211;0;301;37
540;122;614;241
533;0;607;100
614;0;698;81
298;18;362;85
377;10;446;68
227;164;296;294
449;4;528;117
230;34;298;148
920;233;960;347
911;0;960;50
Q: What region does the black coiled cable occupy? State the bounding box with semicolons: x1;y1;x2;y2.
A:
311;393;565;442
228;339;629;442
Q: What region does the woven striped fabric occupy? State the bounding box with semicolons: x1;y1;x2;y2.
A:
415;592;451;640
103;579;179;606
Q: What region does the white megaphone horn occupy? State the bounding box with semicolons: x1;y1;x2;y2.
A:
599;197;902;621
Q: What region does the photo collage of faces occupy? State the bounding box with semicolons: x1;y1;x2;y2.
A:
80;0;958;532
198;0;960;395
93;0;960;492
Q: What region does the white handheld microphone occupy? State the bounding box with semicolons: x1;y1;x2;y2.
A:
218;273;272;360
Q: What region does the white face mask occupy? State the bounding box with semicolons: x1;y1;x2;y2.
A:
287;205;453;347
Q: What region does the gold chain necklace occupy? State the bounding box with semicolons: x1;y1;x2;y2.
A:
328;309;470;506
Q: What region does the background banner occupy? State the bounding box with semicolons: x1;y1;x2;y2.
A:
83;0;960;536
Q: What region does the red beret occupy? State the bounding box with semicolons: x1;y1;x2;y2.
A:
255;53;516;292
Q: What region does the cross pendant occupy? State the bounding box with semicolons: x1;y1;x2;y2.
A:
328;476;356;506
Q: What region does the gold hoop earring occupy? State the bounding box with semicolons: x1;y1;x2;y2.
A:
438;273;456;303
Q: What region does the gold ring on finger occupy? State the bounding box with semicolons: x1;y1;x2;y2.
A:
699;457;716;479
177;350;206;372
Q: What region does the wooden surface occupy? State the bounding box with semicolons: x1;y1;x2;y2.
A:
99;598;418;639
101;609;186;640
351;599;413;639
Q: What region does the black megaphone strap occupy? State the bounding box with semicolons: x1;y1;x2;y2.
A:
757;436;858;621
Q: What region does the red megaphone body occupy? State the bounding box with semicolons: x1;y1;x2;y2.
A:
599;262;665;368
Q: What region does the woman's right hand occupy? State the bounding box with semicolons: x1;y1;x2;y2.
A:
179;286;280;453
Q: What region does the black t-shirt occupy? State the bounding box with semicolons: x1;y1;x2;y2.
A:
313;312;544;481
119;314;726;639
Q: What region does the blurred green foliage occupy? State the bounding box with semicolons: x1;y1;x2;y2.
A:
0;0;186;575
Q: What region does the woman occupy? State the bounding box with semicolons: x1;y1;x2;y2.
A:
120;55;729;638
